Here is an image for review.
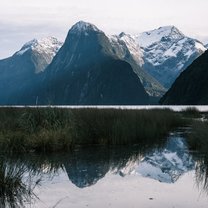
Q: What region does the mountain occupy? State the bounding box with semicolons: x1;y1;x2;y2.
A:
1;22;206;105
0;37;62;104
206;44;208;49
32;21;149;105
160;50;208;105
135;26;207;88
109;33;166;97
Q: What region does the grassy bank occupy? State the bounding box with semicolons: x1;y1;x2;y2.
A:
0;108;188;153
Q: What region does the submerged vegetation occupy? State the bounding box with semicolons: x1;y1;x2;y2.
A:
0;107;188;153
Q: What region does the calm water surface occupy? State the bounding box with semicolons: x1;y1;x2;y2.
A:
2;105;208;112
1;131;208;208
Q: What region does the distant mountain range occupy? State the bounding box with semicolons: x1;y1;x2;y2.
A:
0;21;207;105
161;50;208;105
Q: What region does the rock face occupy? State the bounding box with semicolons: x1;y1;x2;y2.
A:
34;21;149;105
0;37;62;104
160;50;208;105
136;26;206;88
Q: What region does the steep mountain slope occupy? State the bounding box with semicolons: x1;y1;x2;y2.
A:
109;33;166;97
160;50;208;105
206;44;208;49
33;21;149;105
135;26;206;88
0;37;62;104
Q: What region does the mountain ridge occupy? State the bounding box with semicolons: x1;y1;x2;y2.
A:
25;21;149;105
135;26;206;88
0;21;207;105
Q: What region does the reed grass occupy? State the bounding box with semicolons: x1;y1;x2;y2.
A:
0;107;188;153
181;107;201;118
187;121;208;153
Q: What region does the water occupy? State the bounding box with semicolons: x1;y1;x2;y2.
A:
0;132;208;208
2;105;208;112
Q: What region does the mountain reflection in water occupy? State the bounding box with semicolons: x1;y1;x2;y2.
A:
0;132;208;207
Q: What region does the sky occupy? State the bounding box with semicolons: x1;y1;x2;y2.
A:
1;0;208;59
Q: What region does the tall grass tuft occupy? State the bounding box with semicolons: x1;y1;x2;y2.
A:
0;107;188;153
187;121;208;153
186;120;208;194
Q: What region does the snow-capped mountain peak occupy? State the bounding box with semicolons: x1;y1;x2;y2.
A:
133;25;207;88
69;21;101;34
136;26;185;48
14;37;63;73
109;32;144;66
16;37;63;57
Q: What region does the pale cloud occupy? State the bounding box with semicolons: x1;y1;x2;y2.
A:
1;0;208;58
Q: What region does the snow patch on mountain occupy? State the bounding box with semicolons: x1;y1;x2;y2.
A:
15;37;63;73
69;21;101;35
109;32;144;66
134;26;207;88
136;26;185;48
195;41;207;52
16;37;63;57
108;32;167;97
135;26;206;68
